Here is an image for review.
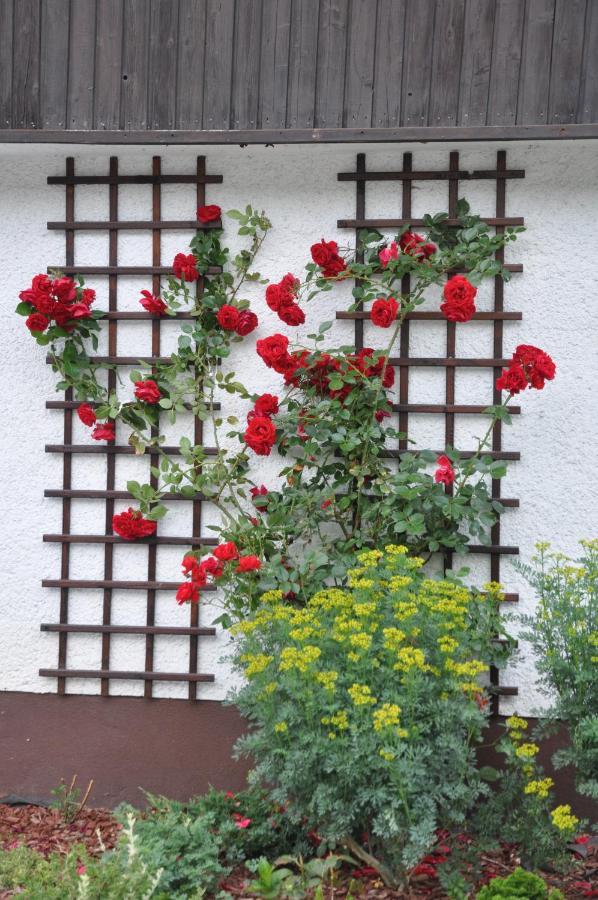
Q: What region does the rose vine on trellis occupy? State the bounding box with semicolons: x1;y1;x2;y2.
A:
17;201;555;624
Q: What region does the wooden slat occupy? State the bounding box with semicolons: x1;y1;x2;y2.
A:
372;0;406;127
487;0;526;125
42;579;201;591
45;444;217;456
67;0;97;128
517;0;556;125
45;489;204;501
548;0;588;123
94;0;124;129
39;668;216;683
315;0;349;128
0;0;13;127
286;0;320;127
343;0;377;127
40;0;70;128
458;0;495;126
47;219;219;230
401;0;436;126
232;0;262;128
337;310;523;320
44;533;216;545
258;0;292;128
429;0;465;126
337;217;524;227
203;0;235;129
176;0;206;128
12;0;40;127
148;0;179;129
41;624;217;636
120;0;150;128
578;0;598;123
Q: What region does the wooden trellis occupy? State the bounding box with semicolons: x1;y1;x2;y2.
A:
336;150;523;711
39;155;223;699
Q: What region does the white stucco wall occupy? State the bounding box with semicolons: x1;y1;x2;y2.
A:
0;140;596;713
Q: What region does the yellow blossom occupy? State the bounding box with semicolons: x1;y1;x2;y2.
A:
379;749;396;761
524;778;554;799
550;804;579;832
373;703;401;732
274;722;288;733
348;683;377;706
515;742;540;759
242;653;274;677
279;645;321;673
506;716;528;732
315;671;338;692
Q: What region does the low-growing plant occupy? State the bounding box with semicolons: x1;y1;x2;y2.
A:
518;540;598;801
50;774;94;824
231;545;513;887
246;854;341;899
475;866;564;899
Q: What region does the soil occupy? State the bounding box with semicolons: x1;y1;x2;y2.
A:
0;803;595;898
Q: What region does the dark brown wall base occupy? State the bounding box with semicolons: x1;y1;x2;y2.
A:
0;691;596;824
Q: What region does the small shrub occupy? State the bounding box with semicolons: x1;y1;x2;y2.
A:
231;545;513;886
475;866;564;899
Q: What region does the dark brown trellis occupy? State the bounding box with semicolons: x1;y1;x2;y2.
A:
336;150;523;710
39;155;223;699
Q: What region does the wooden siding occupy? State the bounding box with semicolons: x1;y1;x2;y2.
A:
0;0;596;136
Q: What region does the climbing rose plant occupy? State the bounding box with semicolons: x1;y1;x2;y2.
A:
17;201;555;624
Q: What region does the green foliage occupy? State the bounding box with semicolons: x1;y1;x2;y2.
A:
475;866;564;899
246;854;341;899
232;546;514;886
518;540;598;801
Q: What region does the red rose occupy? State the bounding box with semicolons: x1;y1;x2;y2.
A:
399;231;436;259
173;252;199;282
278;302;305;326
379;241;399;268
197;204;221;223
497;344;556;393
81;288;96;307
310;239;338;267
371;296;399;328
112;507;157;540
434;455;455;486
216;305;240;331
92;421;115;441
253;394;279;417
134;379;161;404
199;555;224;579
244;415;277;456
236;555;261;573
52;277;77;302
25;313;49;332
256;333;290;371
68;302;92;319
496;363;527;394
235;310;258;336
182;554;200;577
77;403;97;427
440;276;477;322
140;290;168;315
322;255;347;278
176;581;200;605
265;284;283;312
213;541;239;561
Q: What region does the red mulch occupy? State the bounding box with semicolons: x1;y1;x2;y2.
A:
0;804;595;898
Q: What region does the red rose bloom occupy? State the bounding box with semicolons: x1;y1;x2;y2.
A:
81;288;96;306
217;305;240;331
134;379;161;404
278;302;305;326
399;231;436;259
112;507;157;540
379;241;399;268
140;290;168;315
235;310;258;336
495;363;528;394
68;302;93;319
173;252;199;282
440;276;477;322
265;284;283;312
199;556;224;579
197;204;221;223
497;344;556;393
176;581;200;605
236;555;261;573
310;239;337;267
52;276;77;302
434;454;455;486
256;333;291;372
253;393;279;417
244;415;277;456
25;313;49;332
77;403;97;427
92;421;115;441
182;554;200;578
213;541;239;562
371;296;399;328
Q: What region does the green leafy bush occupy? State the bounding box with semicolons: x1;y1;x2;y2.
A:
231;545;513;886
475;866;564;899
518;540;598;800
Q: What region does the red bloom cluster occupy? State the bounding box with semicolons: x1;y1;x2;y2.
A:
244;393;279;455
310;239;347;278
434;454;455;487
176;541;261;604
256;333;293;374
215;304;258;335
134;379;161;404
19;274;95;333
173;252;199;282
77;405;115;442
266;274;304;326
139;290;168;316
197;204;221;223
440;275;477;322
77;403;97;427
112;507;157;540
400;231;436;259
378;241;398;268
496;344;556;394
284;346;395;405
371;296;399;328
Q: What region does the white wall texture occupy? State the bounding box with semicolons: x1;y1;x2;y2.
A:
0;140;596;714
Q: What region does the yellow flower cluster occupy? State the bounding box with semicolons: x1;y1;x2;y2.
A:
348;683;377;706
438;635;459;654
379;749;396;761
550;804;579;832
383;627;406;650
242;653;274;677
506;716;528;732
321;710;349;738
524;777;554;799
393;646;430;673
393;600;419;621
515;742;540;759
279;645;321;672
445;659;487;678
274;722;288;733
315;671;338;692
372;703;401;732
